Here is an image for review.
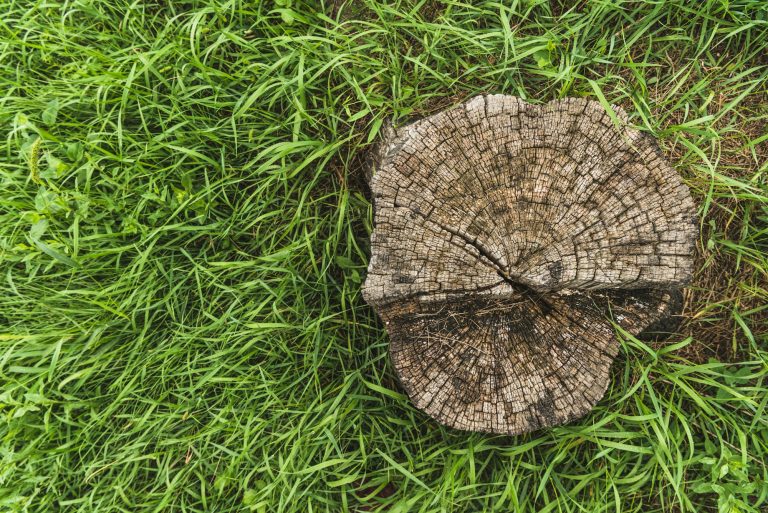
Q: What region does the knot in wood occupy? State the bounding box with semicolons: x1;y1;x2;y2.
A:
363;95;697;434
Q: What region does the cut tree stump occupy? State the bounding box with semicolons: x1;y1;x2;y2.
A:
362;95;697;435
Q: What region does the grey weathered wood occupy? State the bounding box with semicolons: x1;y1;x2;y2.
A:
362;95;697;435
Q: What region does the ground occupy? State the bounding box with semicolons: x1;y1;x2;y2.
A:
0;1;766;512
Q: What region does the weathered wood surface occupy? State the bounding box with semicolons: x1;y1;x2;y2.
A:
362;95;697;435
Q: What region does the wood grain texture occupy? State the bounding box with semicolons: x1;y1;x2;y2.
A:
363;95;697;434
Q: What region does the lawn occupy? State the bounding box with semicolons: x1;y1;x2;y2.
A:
0;0;766;511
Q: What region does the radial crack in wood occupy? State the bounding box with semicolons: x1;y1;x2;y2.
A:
362;94;697;434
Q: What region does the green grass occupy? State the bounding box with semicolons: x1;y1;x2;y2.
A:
0;0;767;511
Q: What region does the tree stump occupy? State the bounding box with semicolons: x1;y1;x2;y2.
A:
362;95;697;435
